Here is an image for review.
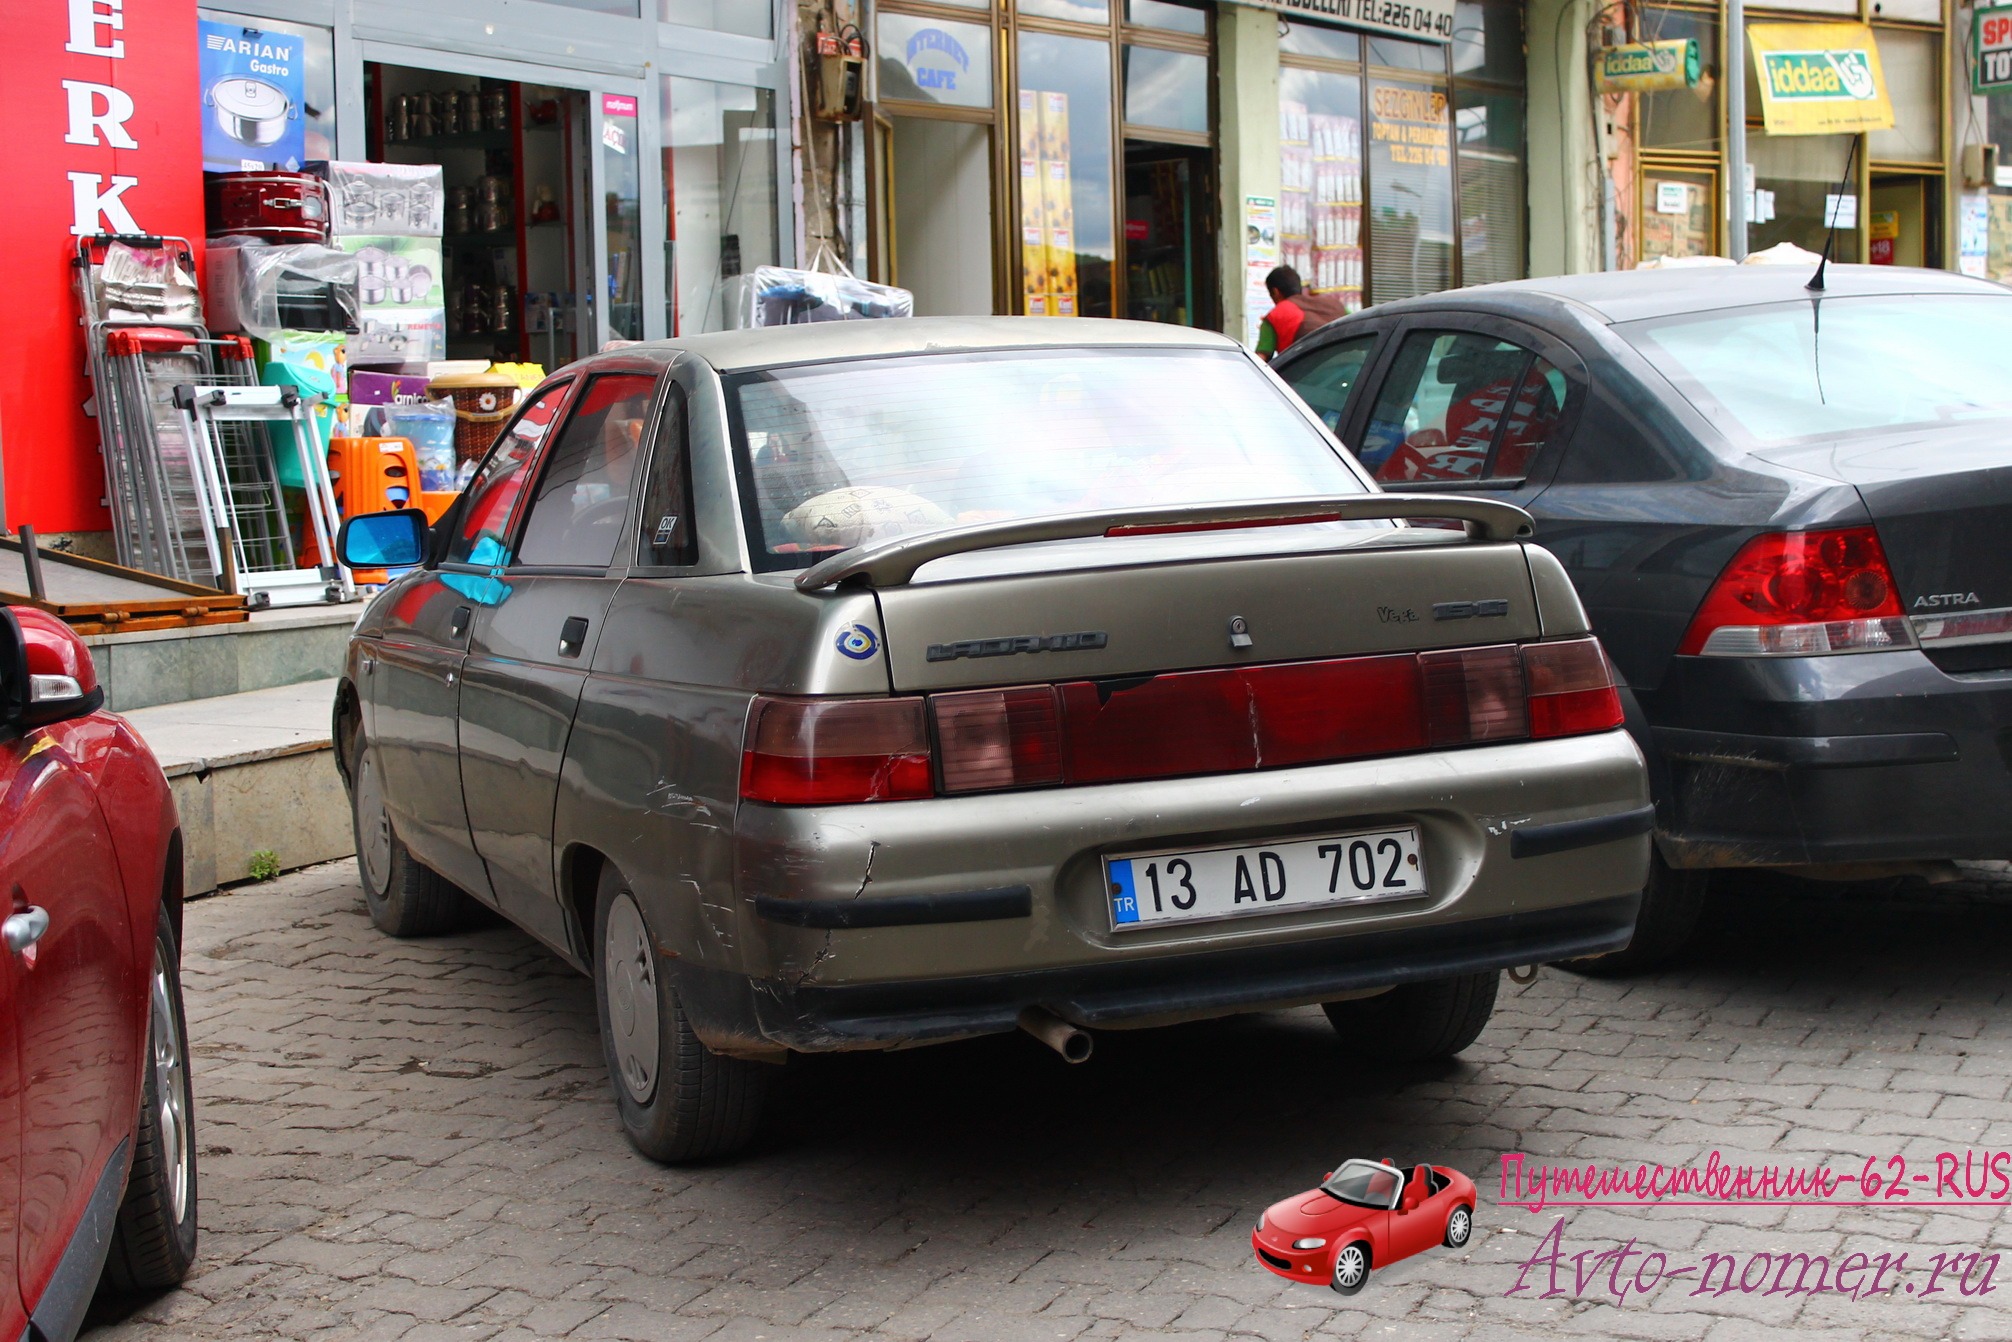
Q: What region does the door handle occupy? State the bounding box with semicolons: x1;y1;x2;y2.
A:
4;907;49;956
450;605;473;639
558;616;591;659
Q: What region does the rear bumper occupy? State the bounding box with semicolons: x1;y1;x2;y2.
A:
741;893;1639;1050
1646;651;2012;867
707;730;1649;1051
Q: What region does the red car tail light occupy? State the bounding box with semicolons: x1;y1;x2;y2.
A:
1522;637;1625;738
932;686;1065;793
740;696;934;804
1677;527;1915;656
1245;655;1425;765
1059;671;1257;783
1419;644;1527;745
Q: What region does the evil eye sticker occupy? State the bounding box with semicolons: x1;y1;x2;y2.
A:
836;624;879;660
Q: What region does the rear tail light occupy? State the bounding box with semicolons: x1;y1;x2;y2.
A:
932;687;1065;792
739;696;934;804
1678;527;1915;657
1522;637;1625;738
1420;645;1527;745
743;640;1627;805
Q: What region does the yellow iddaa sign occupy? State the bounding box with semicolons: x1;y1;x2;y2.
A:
1748;22;1894;134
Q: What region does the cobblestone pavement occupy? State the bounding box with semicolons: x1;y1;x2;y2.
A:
82;860;2012;1342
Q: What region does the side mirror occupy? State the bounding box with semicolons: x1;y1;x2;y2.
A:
338;508;430;570
7;606;103;729
1322;1172;1333;1182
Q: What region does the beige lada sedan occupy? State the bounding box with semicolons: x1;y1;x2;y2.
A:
332;318;1651;1162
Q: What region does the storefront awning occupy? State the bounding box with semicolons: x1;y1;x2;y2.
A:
1228;0;1455;45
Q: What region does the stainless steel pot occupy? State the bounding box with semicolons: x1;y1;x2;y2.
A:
210;77;295;148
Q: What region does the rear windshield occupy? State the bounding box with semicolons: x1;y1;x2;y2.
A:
1620;294;2012;446
1321;1161;1400;1210
725;347;1367;570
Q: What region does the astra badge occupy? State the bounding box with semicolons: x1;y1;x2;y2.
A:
926;631;1108;662
1913;593;1981;609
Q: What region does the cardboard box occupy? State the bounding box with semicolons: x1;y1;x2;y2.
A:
348;369;434;406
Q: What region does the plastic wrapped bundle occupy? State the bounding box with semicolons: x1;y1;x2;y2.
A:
205;238;361;335
727;265;913;328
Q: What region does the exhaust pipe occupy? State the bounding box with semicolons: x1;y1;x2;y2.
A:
1018;1006;1093;1063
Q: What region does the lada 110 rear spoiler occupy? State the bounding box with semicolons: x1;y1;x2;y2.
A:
793;494;1537;591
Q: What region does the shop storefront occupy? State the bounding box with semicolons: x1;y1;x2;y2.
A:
2;0;793;537
1623;0;1952;269
868;0;1531;329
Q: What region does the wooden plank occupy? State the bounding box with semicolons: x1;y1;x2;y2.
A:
0;535;246;630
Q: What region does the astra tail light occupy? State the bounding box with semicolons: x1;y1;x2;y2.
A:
1522;637;1624;738
932;687;1065;792
739;696;933;804
1678;527;1914;657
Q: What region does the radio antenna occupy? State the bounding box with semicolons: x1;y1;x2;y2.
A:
1807;136;1860;293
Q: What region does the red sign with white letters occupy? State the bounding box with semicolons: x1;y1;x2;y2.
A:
0;0;204;534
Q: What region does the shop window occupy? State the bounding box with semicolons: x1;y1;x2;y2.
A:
1126;0;1207;36
1367;36;1445;74
1281;22;1362;62
1021;0;1111;26
1124;147;1214;325
637;385;697;567
1124;47;1208;133
449;386;572;566
1357;332;1563;484
892;118;997;315
516;374;657;568
1018;32;1117;318
1451;0;1524;85
1635;7;1717;153
878;13;994;109
1279;334;1377;432
198;10;336;164
661;0;772;39
603;98;643;342
1366;79;1454;302
1455;87;1524;286
1869;27;1939;164
1280;69;1365;310
1638;166;1716;262
662;79;779;335
1747;132;1860;258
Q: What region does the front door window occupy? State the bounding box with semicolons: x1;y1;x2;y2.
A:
515;373;659;568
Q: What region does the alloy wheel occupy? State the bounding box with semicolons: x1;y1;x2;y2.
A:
150;958;193;1225
354;751;393;896
1333;1243;1367;1290
1447;1206;1472;1246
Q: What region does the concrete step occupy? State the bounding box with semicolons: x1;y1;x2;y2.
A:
121;678;352;895
83;603;361;713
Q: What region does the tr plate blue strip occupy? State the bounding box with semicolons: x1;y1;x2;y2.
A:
1108;859;1140;924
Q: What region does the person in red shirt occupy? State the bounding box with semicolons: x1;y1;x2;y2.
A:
1256;266;1348;361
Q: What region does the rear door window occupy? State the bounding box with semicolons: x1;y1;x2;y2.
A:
1356;331;1567;485
1279;335;1378;433
447;383;570;566
514;373;659;568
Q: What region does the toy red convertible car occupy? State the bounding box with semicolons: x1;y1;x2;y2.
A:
1252;1159;1475;1294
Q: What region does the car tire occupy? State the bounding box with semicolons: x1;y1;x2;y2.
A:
1559;852;1707;977
1444;1203;1473;1248
1329;1241;1371;1295
103;904;199;1292
349;734;474;938
593;865;768;1163
1323;971;1499;1062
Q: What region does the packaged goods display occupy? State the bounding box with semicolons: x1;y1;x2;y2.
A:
206;171;333;244
1019;90;1080;317
312;161;447;238
724;265;914;327
342;235;447;364
1280;101;1364;309
205;239;361;337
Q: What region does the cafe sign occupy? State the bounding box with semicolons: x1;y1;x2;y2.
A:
1748;22;1894;135
1231;0;1456;43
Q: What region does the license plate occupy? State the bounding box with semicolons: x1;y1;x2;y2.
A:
1105;826;1427;930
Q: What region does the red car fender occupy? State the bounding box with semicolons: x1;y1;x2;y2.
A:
62;712;179;967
